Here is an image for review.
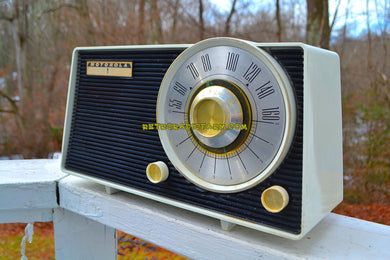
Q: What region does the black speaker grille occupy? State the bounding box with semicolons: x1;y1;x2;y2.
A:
65;47;304;234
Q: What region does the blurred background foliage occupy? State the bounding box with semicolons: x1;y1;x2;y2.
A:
0;0;389;204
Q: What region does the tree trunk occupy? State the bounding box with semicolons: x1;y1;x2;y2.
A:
138;0;145;44
12;0;30;105
12;20;23;104
306;0;330;49
150;0;163;43
77;0;96;45
171;0;180;40
276;0;282;41
366;0;373;70
338;0;350;60
198;0;204;40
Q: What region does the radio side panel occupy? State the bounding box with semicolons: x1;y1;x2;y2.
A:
61;48;80;172
301;45;343;236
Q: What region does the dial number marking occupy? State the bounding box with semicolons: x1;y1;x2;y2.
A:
262;107;280;121
168;99;182;110
201;54;212;72
173;81;187;96
243;62;261;83
256;81;275;99
187;62;199;79
226;52;240;72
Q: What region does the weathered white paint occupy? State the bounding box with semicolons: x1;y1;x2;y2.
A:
1;159;390;259
59;175;390;260
0;159;66;223
0;208;53;223
0;159;64;182
53;208;117;260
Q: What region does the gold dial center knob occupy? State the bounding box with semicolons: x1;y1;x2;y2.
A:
192;98;227;137
189;86;243;148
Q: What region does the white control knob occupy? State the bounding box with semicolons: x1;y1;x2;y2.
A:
261;185;289;213
146;161;169;183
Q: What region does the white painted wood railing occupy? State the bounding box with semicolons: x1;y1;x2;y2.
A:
1;159;390;260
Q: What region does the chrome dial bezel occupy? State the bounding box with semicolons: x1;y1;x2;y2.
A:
157;38;296;193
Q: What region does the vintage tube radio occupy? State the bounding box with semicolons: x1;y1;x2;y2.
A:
61;38;343;239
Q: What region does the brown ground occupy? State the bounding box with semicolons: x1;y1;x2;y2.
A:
1;202;389;238
332;203;390;225
0;222;53;238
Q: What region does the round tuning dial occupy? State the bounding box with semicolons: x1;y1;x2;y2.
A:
157;38;296;193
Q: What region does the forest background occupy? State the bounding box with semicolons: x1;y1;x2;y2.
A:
0;0;389;207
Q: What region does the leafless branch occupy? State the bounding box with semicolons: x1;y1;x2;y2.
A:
0;109;17;114
37;3;78;20
330;0;342;32
0;91;19;114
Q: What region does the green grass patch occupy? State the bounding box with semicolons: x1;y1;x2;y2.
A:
0;234;55;260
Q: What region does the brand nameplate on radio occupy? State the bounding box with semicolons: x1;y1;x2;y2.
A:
86;61;132;77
